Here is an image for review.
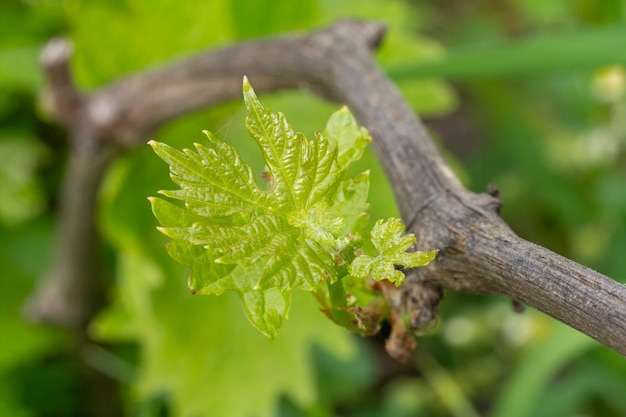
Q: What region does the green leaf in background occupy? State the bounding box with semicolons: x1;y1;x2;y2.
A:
0;220;61;417
230;0;319;39
0;1;62;92
319;0;458;116
63;0;235;88
388;25;626;80
0;48;43;91
490;322;595;417
96;251;360;417
0;134;47;226
532;361;626;417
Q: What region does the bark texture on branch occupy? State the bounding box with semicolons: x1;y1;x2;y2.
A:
32;20;625;358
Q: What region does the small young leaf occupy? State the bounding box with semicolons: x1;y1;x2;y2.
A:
349;218;438;286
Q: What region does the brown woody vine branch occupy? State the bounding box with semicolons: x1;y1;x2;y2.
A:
30;20;625;359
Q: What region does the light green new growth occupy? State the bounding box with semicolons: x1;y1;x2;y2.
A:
149;77;436;338
350;218;438;286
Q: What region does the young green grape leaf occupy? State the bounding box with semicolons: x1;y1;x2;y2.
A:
149;77;372;337
349;218;438;286
150;77;437;338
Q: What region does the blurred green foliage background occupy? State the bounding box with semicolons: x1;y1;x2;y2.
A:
0;0;624;416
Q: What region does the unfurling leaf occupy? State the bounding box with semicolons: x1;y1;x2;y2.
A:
349;218;438;286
